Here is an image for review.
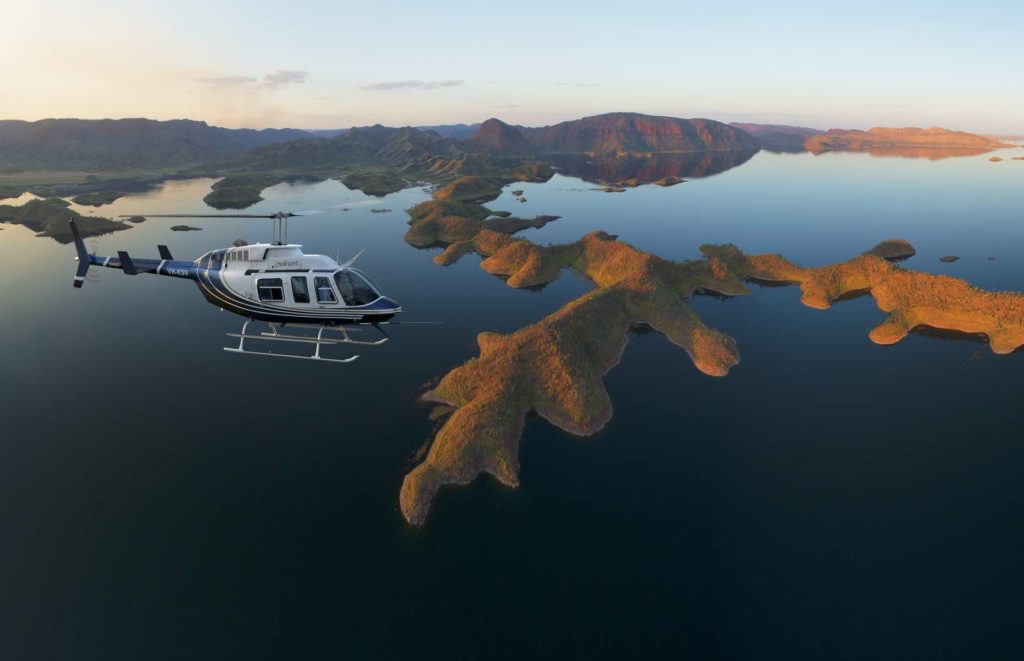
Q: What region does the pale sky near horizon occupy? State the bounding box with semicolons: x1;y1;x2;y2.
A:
3;0;1022;133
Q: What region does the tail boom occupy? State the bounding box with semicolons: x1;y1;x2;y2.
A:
69;217;197;287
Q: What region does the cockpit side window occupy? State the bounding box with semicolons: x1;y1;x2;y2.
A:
352;271;380;305
333;270;380;306
314;276;337;304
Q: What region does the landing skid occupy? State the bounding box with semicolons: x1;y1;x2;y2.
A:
224;319;389;363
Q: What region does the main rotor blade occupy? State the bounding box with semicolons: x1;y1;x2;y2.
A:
288;209;325;217
340;248;364;268
118;213;276;219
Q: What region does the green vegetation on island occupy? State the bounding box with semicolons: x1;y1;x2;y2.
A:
71;191;124;206
341;172;408;196
203;174;296;209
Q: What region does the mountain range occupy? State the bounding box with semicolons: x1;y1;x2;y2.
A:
304;123;481;140
729;122;823;150
0;114;1011;176
519;112;760;154
0;118;310;170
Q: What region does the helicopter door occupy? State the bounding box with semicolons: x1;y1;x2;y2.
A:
290;276;311;304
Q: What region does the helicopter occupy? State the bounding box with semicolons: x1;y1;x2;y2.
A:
69;209;402;364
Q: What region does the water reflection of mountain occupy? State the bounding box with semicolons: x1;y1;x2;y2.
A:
809;146;997;160
548;150;758;186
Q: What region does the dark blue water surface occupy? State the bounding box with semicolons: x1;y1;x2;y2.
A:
2;148;1024;659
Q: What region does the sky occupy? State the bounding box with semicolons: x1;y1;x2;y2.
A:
2;0;1022;133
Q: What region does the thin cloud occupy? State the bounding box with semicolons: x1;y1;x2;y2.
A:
260;70;309;90
552;82;600;88
494;104;519;108
361;79;464;91
196;70;309;92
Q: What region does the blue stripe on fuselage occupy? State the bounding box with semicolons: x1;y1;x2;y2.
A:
90;254;197;279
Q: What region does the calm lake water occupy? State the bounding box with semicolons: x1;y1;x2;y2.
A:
3;147;1024;659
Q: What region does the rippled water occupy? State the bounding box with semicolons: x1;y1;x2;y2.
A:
3;147;1024;659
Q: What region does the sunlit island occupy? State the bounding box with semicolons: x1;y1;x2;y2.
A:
399;176;1024;526
0;197;128;243
71;191;124;206
341;172;408;196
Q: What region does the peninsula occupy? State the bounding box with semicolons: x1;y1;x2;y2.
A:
400;176;1024;526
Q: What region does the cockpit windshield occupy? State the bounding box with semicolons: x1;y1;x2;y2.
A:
333;269;381;306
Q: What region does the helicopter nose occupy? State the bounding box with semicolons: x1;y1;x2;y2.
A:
381;297;402;312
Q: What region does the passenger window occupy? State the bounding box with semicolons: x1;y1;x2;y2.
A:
257;278;284;302
314;276;337;303
291;276;310;303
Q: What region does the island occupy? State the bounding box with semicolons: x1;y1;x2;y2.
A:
400;175;747;525
0;197;129;243
704;243;1024;352
341;172;408;196
399;175;1024;526
71;191;123;206
202;173;324;209
864;239;916;260
806;127;1011;153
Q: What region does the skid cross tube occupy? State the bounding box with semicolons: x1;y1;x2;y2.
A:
223;319;382;363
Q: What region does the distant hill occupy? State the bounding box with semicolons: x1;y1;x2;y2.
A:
729;122;823;150
467;118;537;156
0;118;310;170
239;124;491;178
806;127;1012;152
518;112;760;154
303;123;481;141
418;123;481;139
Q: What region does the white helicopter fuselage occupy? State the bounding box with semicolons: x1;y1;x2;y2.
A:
195;242;402;324
70;217;403;363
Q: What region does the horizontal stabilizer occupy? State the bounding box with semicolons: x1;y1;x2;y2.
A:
69;218;91;288
118;251;137;275
158;245;173;260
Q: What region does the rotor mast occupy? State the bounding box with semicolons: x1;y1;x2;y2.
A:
271;212;290;245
